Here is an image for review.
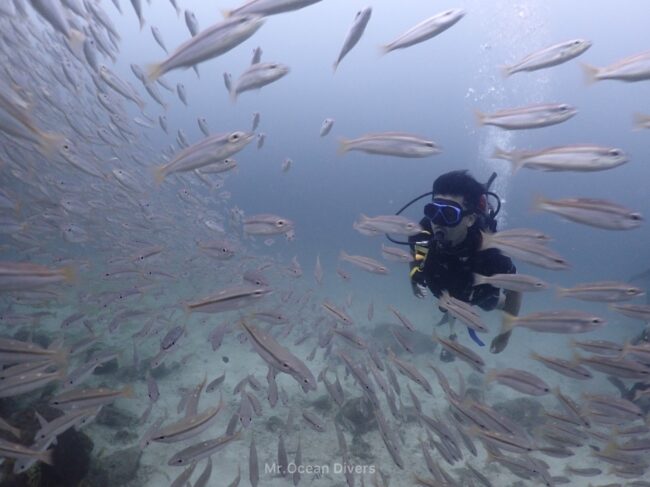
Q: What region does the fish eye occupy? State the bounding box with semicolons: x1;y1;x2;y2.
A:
573;40;581;45
558;105;569;111
630;213;643;221
276;220;285;226
591;318;601;323
608;149;621;156
626;288;638;294
425;142;434;147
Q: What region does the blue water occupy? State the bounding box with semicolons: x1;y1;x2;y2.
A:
1;1;650;486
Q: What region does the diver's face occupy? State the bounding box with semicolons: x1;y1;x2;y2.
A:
431;194;476;247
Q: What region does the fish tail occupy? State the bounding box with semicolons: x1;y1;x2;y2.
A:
474;109;486;126
556;286;568;298
230;88;237;104
40;449;54;466
632;112;650;131
332;61;339;73
61;265;77;284
338;250;349;261
337;139;350;155
478;230;493;251
531;194;547;213
491;145;510;161
484;368;497;384
139;17;145;31
221;9;232;18
122;384;135;398
38;131;64;158
602;440;619;457
152;165;167;185
67;28;86;53
146;63;164;83
472;273;486;286
500;312;517;334
529;350;541;362
580;62;599;85
378;44;391;56
492;146;523;173
499;64;512;78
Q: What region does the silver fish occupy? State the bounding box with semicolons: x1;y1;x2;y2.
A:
251;47;263;64
609;303;650;322
339;132;440;158
230;62;290;101
333;7;372;71
251;112;260;131
433;333;484;372
582;50;650;84
177;83;188;106
381;9;465;54
353;214;422;236
0;262;75;293
535;196;643;230
321;301;354;325
243;214;294;235
167;431;242;466
558;281;644;302
481;231;570;270
147;16;264;81
186;286;270;314
249;434;259;486
502;39;592;77
387;349;432;394
240;320;317;392
502;310;606;335
381;244;411;262
473;272;548;293
99;65;145;110
151;26;168;53
320;118;334;137
154;131;254;183
339;251;388;274
492;144;628;173
476;103;577;129
185;10;199;37
529;352;592;380
223;0;322;18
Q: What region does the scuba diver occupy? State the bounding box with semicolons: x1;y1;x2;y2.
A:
393;170;522;357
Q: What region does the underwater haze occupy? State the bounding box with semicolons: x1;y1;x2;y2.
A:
1;0;650;486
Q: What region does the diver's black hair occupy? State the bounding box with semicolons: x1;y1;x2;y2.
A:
432;170;485;212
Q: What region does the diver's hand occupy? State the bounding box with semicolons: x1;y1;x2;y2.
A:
411;281;427;299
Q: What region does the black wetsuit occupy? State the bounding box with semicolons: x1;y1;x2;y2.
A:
409;218;515;311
